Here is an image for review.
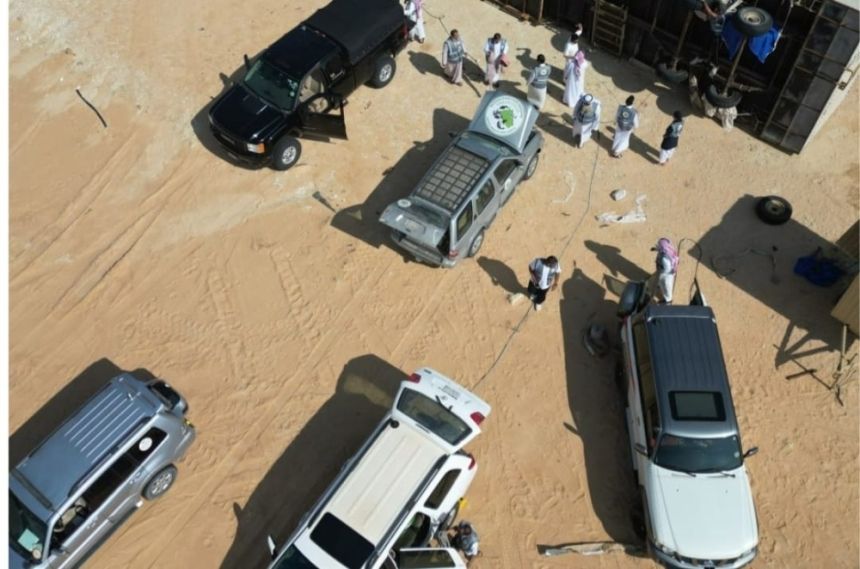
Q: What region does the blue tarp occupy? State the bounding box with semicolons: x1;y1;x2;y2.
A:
722;19;780;63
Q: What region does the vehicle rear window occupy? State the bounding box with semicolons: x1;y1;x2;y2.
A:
669;391;726;421
397;389;472;446
310;513;374;569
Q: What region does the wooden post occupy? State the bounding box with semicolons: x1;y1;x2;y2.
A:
536;0;544;24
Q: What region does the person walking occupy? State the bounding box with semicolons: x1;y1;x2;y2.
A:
528;256;561;311
572;93;601;148
659;111;684;165
526;54;551;110
652;238;679;304
403;0;426;44
442;29;466;85
483;33;509;88
611;95;640;158
563;50;587;109
452;521;480;562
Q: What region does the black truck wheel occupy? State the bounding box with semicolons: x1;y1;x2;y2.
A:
523;153;540;180
705;84;743;108
756;195;792;225
656;61;689;83
370;55;396;88
734;7;773;38
271;136;302;170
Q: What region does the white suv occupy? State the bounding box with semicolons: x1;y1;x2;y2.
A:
619;283;759;569
265;367;490;569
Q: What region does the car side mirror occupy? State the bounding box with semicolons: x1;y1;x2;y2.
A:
243;54;251;70
634;443;648;456
266;535;277;559
743;446;759;459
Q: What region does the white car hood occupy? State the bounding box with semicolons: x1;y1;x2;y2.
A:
650;465;758;560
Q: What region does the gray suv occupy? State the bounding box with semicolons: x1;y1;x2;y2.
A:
380;91;543;267
618;283;759;568
9;373;196;569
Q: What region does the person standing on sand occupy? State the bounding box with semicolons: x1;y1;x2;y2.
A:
483;32;509;88
442;29;466;85
526;54;551;110
611;95;639;158
572;93;601;148
528;256;561;311
403;0;426;44
659;111;684;165
652;238;679;304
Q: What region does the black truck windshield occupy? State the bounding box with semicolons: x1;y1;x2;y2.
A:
397;389;472;446
9;491;47;561
244;58;299;111
273;545;320;569
654;434;743;473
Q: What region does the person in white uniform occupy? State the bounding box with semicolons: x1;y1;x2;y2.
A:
652;237;679;304
564;50;587;110
527;256;561;311
403;0;426;43
483;33;509;88
526;54;551;110
572;93;601;148
441;29;466;85
611;95;640;158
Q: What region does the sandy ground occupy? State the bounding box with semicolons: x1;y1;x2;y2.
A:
8;0;860;567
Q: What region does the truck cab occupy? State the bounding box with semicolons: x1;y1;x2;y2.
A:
208;0;408;170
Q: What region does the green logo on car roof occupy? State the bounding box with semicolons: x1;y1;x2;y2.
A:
484;95;524;137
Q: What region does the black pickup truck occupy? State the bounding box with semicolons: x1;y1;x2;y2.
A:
208;0;409;170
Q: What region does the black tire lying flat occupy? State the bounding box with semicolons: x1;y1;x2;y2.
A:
656;61;689;83
734;7;773;38
370;55;396;88
271;136;302;171
756;195;793;225
705;84;743;108
143;465;178;500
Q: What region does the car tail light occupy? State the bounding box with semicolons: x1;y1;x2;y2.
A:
467;453;476;469
470;411;485;425
407;373;422;383
448;249;458;259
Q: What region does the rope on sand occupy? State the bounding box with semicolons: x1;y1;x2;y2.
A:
76;88;108;128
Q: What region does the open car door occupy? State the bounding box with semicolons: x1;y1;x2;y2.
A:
299;94;348;140
394;548;467;568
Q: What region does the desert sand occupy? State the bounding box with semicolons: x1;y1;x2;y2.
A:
9;0;860;567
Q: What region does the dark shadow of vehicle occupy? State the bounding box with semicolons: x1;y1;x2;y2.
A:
559;268;642;545
9;359;156;466
585;240;651;282
693;194;855;369
190;51;280;170
219;355;407;569
330;107;469;252
477;256;523;295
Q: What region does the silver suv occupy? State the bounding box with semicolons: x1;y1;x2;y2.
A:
380;91;543;267
9;373;196;569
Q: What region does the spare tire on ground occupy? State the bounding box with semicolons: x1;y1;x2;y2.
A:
656;61;689;83
756;195;793;225
734;7;773;38
705;84;743;108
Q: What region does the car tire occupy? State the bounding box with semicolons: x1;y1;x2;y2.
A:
523;153;540;180
271;136;302;171
705;84;743;108
755;195;792;225
656;62;689;83
370;55;396;88
143;465;178;500
734;7;773;38
467;229;485;258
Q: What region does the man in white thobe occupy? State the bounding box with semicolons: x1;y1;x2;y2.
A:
563;50;587;109
526;54;551;110
572;94;600;148
483;33;509;88
442;29;466;85
403;0;425;43
611;95;640;158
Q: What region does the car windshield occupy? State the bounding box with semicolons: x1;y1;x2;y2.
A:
654;434;743;473
243;58;299;111
310;513;374;569
9;491;47;561
397;389;473;447
272;544;321;569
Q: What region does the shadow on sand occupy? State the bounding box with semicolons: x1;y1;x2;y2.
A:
219;355;407;569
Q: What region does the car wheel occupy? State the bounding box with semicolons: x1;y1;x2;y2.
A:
439;500;461;532
523;153;540;180
143;465;178;500
656;61;689;83
705;84;743;109
755;195;792;225
371;55;396;88
271;136;302;171
734;7;773;38
467;229;485;258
